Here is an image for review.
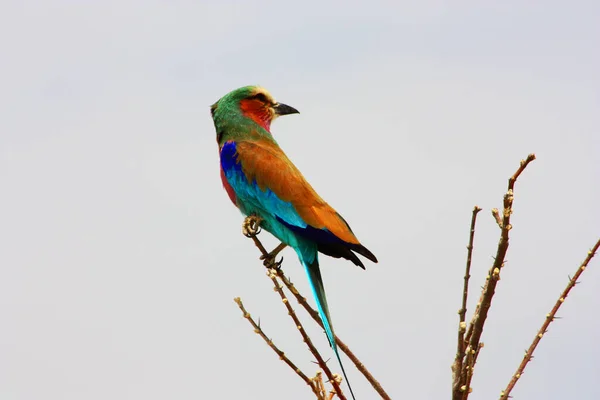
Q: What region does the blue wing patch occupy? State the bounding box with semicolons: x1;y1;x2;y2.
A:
220;141;307;229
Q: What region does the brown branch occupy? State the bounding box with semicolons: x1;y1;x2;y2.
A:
461;342;484;400
499;237;600;400
276;269;392;400
461;349;474;400
248;233;269;257
459;153;536;398
463;279;490;347
452;206;482;399
265;268;347;400
233;297;323;399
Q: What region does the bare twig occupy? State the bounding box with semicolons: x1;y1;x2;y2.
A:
452;206;482;399
314;371;339;400
245;223;269;256
313;372;328;400
234;297;323;398
459;153;536;397
499;238;600;399
461;342;484;400
491;208;502;228
276;269;392;400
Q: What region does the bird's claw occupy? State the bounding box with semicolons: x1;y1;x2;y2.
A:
242;215;263;237
263;256;284;270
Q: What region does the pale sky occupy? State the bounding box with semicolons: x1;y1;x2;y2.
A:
1;1;599;399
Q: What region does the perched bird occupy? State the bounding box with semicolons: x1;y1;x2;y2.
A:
211;86;377;399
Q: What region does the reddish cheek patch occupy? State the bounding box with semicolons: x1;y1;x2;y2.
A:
239;99;272;131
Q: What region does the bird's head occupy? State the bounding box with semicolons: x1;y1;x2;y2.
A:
211;86;299;133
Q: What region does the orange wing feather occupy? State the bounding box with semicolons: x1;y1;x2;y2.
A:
235;140;360;245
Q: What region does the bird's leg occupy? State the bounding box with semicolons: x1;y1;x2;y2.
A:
242;216;285;269
260;242;288;269
242;215;263;237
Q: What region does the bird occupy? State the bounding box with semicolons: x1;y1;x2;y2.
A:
211;85;377;399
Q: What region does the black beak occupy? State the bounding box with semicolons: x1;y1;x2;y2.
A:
273;102;300;116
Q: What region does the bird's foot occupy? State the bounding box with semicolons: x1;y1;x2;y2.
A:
260;242;288;270
263;255;284;270
242;215;263;238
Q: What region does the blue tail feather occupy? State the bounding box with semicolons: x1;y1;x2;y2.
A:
299;252;357;400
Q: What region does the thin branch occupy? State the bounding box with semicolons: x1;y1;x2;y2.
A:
461;348;474;400
460;153;536;397
248;232;269;257
499;237;600;400
313;372;328;400
276;269;392;400
265;268;347;400
233;297;323;399
452;205;482;399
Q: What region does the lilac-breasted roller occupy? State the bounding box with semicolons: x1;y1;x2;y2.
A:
211;86;377;399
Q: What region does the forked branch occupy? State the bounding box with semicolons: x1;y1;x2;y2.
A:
467;153;536;354
454;154;536;399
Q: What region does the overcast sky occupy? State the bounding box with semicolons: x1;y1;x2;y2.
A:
1;1;599;399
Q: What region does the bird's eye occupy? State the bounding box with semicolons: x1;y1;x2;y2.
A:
251;93;270;104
